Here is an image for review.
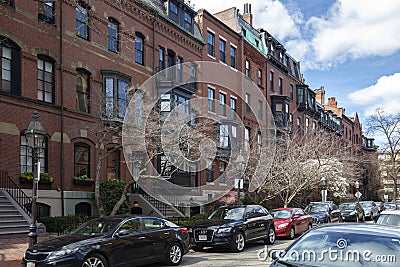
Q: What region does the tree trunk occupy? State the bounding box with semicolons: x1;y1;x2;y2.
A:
110;180;135;216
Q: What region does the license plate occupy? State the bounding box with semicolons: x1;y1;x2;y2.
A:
27;263;35;267
198;235;207;241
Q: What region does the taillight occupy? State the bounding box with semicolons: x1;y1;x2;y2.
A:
180;227;188;233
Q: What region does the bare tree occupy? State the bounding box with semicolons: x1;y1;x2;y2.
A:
258;131;362;207
366;108;400;200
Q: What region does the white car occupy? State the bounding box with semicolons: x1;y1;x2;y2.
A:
376;209;400;227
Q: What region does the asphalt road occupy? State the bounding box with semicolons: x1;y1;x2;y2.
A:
146;238;296;267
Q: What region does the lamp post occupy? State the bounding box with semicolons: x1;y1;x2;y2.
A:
320;177;327;202
355;180;360;203
25;111;47;248
235;151;245;205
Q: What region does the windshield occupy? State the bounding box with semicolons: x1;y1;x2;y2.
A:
271;210;292;219
208;207;245;220
279;230;400;267
361;202;371;208
376;214;400;227
70;218;122;236
339;203;356;211
305;204;328;213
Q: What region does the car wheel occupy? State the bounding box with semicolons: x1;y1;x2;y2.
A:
191;245;204;252
264;227;276;245
82;253;108;267
231;231;245;252
165;243;183;266
289;227;295;239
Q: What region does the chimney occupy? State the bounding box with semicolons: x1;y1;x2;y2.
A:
243;3;253;26
327;97;337;108
315;86;325;105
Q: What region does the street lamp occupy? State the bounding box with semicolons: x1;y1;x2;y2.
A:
25;111;47;248
235;151;245;205
320;177;327;202
355;180;360;203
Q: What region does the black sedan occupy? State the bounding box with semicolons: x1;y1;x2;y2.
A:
304;201;342;224
23;215;190;267
339;202;365;222
189;205;275;252
269;224;400;267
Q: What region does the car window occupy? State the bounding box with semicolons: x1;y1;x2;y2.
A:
271;210;292;219
119;218;141;234
208;207;246;220
296;209;305;216
70;218;121;236
376;214;400;227
332;204;338;210
253;206;267;217
143;218;166;230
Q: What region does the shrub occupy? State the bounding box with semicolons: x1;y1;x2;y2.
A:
39;215;92;234
20;172;54;183
100;179;130;215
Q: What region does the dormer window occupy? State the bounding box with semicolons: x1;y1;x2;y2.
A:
169;2;178;23
270;43;275;56
168;1;194;34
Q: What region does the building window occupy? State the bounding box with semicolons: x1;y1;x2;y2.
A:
313;121;316;133
3;0;14;7
102;70;131;119
270;71;274;91
297;117;301;131
245;60;250;78
279;77;283;94
290;84;293;100
270;43;275;56
76;1;89;40
76;69;90;113
159;47;165;71
0;37;21;95
219;92;226;116
169;2;178;23
177;56;183;82
208;87;215;112
219;39;226;63
230;46;236;68
108;18;119;53
242;28;247;37
258;69;262;87
75;202;91;216
175;94;190;115
306;118;309;133
245;93;250;112
219;124;229;148
38;1;55;24
107;148;120;180
74;143;90;177
20;135;47;174
134;90;144;126
230;97;236;120
245;127;250;151
258;100;263;119
219;161;227;184
257;132;262;153
206;162;214;182
207;31;215;57
184;12;192;32
37;56;55;103
135;33;144;65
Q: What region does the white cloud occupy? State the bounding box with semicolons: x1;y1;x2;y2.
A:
348;73;400;116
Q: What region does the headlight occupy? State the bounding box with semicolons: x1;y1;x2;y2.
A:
47;247;79;261
350;211;357;216
277;223;289;229
217;227;232;233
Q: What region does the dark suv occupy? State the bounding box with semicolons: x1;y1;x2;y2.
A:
305;201;342;224
189;205;275;252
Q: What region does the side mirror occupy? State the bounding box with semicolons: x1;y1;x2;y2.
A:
116;229;130;238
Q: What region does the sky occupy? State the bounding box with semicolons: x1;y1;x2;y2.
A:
191;0;400;142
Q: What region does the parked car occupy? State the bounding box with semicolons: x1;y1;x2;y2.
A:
376;210;400;227
269;224;400;267
23;215;190;267
384;202;397;210
339;202;365;222
304;201;342;223
270;208;313;239
360;201;380;220
189;205;275;252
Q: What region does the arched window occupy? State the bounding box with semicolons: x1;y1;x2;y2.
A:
1;36;21;95
74;143;90;178
75;202;92;216
25;202;51;220
76;69;90;113
135;33;144;65
37;55;55;103
108;18;119;53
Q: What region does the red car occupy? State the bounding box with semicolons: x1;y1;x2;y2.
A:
270;208;313;239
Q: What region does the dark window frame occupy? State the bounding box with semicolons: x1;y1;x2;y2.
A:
230;46;236;68
76;68;90;113
207;31;215;57
76;1;89;40
102;70;131;119
108;17;119;53
20;134;48;174
37;55;55;104
74;143;90;178
0;36;21;95
219;39;226;63
208;87;215;112
135;33;144;65
270;71;274;91
38;1;55;25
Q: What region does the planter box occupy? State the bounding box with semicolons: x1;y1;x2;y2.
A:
19;177;53;185
73;179;95;185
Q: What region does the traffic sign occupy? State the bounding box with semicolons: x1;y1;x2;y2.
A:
355;191;362;199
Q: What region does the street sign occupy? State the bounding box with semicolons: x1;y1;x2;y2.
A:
234;179;243;189
355;191;362;199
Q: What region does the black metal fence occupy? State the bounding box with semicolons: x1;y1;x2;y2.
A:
0;170;32;216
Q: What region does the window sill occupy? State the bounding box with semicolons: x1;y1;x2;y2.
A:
206;182;215;185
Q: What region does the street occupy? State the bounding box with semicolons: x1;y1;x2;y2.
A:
146;238;295;267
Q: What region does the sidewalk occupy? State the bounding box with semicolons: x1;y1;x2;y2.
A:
0;234;57;267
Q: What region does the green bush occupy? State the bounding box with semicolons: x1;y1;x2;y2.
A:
168;213;208;228
39;215;92;234
20;172;54;183
100;179;130;215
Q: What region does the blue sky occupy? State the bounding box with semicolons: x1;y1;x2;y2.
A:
192;0;400;142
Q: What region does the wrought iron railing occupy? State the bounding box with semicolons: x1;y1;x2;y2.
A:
0;170;32;217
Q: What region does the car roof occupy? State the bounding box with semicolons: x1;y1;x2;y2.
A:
380;210;400;215
271;208;296;211
313;223;400;237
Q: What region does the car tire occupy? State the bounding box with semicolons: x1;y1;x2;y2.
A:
191;245;204;252
289;227;295;239
264;227;276;245
165;243;183;266
82;253;108;267
231;232;246;252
